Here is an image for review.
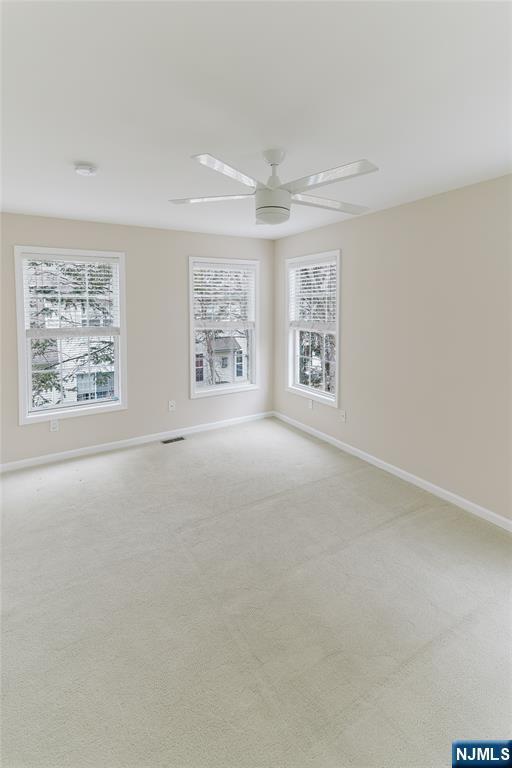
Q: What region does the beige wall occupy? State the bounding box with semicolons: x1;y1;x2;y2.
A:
1;214;274;463
2;176;510;519
274;175;512;519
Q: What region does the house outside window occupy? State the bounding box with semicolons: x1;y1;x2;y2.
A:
76;371;115;401
286;250;339;407
195;353;204;383
15;246;127;423
189;258;258;398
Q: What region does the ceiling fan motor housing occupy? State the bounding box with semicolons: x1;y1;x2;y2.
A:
255;187;291;224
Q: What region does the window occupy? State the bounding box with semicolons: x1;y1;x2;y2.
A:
195;353;204;383
15;246;127;423
236;349;243;378
190;257;258;397
286;250;339;406
76;371;115;401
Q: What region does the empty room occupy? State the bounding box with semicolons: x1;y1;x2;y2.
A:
1;2;511;767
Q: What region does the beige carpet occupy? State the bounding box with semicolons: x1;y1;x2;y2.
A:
2;419;511;767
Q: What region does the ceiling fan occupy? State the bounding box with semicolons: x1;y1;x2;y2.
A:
170;149;378;225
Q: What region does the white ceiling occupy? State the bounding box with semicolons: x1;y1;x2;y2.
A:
2;1;511;239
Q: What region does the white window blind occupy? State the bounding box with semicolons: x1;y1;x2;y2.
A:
16;248;126;422
190;258;258;397
288;258;337;333
286;251;339;404
193;263;256;329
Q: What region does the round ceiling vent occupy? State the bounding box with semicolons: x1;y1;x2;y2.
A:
74;163;97;177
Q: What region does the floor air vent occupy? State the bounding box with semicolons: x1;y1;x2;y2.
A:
161;436;185;444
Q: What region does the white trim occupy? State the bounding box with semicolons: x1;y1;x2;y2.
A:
26;326;120;339
188;256;260;399
13;245;123;263
3;409;509;533
14;246;128;424
285;250;339;267
189;257;260;268
285;385;337;408
285;249;340;409
193;320;255;331
20;400;128;425
15;249;28;426
188;255;194;398
191;383;259;399
118;250;128;412
0;412;273;473
272;411;512;534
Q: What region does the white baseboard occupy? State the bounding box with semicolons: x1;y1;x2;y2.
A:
3;409;510;534
0;411;273;473
272;411;512;534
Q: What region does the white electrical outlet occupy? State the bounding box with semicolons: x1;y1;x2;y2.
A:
50;419;59;432
339;409;346;423
168;400;176;412
308;399;314;410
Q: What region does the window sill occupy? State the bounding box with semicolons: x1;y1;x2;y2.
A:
191;383;259;399
21;400;127;425
286;385;338;408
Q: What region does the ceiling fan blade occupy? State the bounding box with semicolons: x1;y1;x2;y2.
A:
170;194;253;204
284;159;378;194
192;153;261;189
292;193;368;215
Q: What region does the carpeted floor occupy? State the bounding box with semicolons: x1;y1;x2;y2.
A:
2;418;511;767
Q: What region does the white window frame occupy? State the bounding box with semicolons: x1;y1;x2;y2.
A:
285;250;340;408
15;245;128;424
188;256;259;399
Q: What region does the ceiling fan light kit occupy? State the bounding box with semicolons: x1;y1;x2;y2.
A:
170;149;378;225
255;187;291;225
